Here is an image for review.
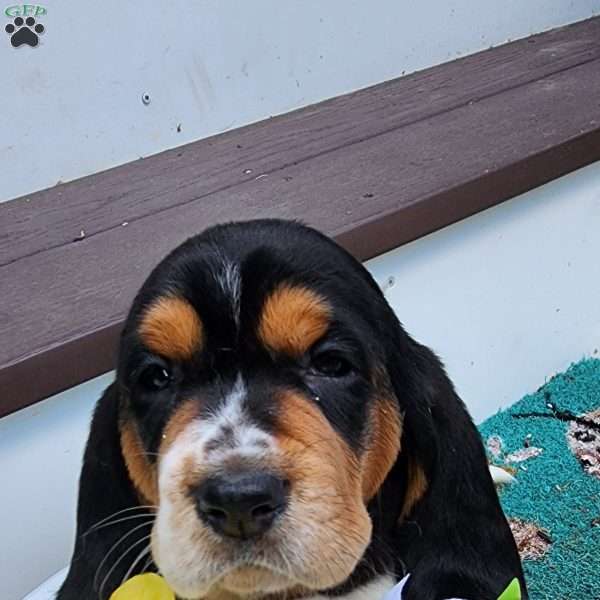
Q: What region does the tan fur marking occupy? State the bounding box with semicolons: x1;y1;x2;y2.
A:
120;420;158;504
274;391;372;589
159;400;200;453
276;391;360;488
399;457;428;520
139;296;203;360
121;401;199;505
258;285;331;356
361;397;402;501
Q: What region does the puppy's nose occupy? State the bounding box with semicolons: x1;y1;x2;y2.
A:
194;473;288;539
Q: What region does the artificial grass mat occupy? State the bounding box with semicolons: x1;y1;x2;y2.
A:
478;358;600;600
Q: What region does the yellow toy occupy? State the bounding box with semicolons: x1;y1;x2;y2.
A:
109;573;174;600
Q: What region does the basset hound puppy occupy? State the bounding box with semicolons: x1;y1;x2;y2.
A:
58;220;526;600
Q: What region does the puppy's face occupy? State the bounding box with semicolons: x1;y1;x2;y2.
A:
117;222;403;599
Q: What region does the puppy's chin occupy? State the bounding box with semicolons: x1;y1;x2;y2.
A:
219;566;296;596
162;565;297;599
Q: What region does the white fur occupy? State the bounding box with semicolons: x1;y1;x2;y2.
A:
159;376;276;479
307;576;396;600
200;375;276;461
216;259;241;326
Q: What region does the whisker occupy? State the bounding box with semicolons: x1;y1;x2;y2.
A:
140;554;155;574
93;521;154;594
273;546;295;581
132;451;161;459
122;544;152;585
99;534;152;600
84;513;155;537
84;505;156;537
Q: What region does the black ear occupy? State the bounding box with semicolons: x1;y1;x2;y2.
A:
382;334;528;600
57;383;154;600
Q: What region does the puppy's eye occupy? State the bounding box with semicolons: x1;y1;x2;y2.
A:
311;353;353;377
138;364;172;392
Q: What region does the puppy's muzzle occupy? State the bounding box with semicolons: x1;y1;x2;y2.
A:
192;472;289;540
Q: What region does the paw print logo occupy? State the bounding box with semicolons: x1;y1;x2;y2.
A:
5;16;45;47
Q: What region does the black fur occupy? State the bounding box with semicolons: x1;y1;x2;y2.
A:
59;219;526;600
58;383;152;599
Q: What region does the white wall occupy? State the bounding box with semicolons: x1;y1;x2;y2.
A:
3;162;600;599
368;163;600;422
0;373;111;600
2;0;599;203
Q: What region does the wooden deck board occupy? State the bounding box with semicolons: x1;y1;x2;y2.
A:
2;17;600;416
2;17;600;266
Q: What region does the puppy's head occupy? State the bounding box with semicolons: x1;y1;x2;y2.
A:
116;220;413;598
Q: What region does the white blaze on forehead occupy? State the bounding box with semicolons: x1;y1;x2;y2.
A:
160;375;276;482
200;375;276;461
214;257;242;326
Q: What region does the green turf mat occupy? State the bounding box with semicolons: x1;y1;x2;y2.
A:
479;358;600;600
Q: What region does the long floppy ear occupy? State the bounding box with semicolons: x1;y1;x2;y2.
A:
57;383;154;600
383;336;528;600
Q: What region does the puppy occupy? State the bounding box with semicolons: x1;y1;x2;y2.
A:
58;219;526;600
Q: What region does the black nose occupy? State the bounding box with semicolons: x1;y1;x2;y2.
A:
193;473;288;539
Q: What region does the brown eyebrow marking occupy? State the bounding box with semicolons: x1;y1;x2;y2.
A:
258;284;331;356
138;296;203;360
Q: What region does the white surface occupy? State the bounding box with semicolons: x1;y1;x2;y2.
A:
0;373;112;600
2;0;599;202
3;162;600;598
22;568;67;600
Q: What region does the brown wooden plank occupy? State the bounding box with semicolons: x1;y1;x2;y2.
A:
0;323;121;417
2;17;600;266
2;19;600;416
